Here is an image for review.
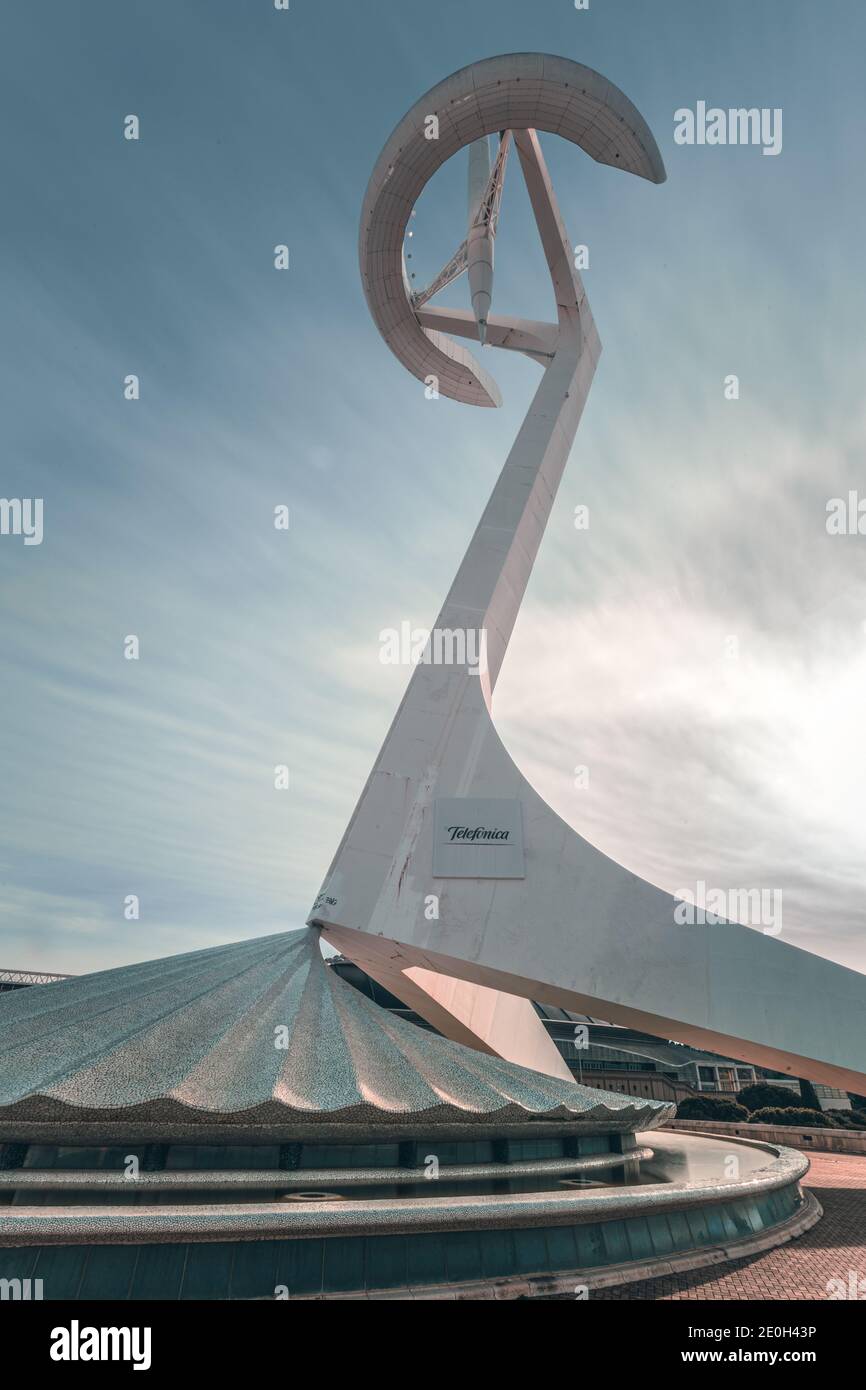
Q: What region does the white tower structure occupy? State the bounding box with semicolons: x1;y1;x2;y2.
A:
309;54;866;1094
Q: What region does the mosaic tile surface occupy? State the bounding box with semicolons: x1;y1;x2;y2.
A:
0;929;674;1131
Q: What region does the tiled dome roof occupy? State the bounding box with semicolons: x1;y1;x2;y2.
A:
0;930;673;1134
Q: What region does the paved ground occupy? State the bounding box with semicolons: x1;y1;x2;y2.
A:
595;1152;866;1300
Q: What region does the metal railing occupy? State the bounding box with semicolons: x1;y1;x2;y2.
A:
0;968;72;987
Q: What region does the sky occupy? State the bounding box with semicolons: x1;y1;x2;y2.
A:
1;0;865;977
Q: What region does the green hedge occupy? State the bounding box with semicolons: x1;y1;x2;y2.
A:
677;1096;749;1122
749;1106;838;1128
737;1082;801;1112
831;1111;866;1129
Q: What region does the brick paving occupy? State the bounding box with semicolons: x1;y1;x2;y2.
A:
594;1152;866;1300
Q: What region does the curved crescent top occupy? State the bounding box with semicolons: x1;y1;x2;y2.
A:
359;52;666;407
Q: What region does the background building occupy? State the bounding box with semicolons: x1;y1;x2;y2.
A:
328;959;852;1112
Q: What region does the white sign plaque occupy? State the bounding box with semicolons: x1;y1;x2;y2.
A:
432;798;525;878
